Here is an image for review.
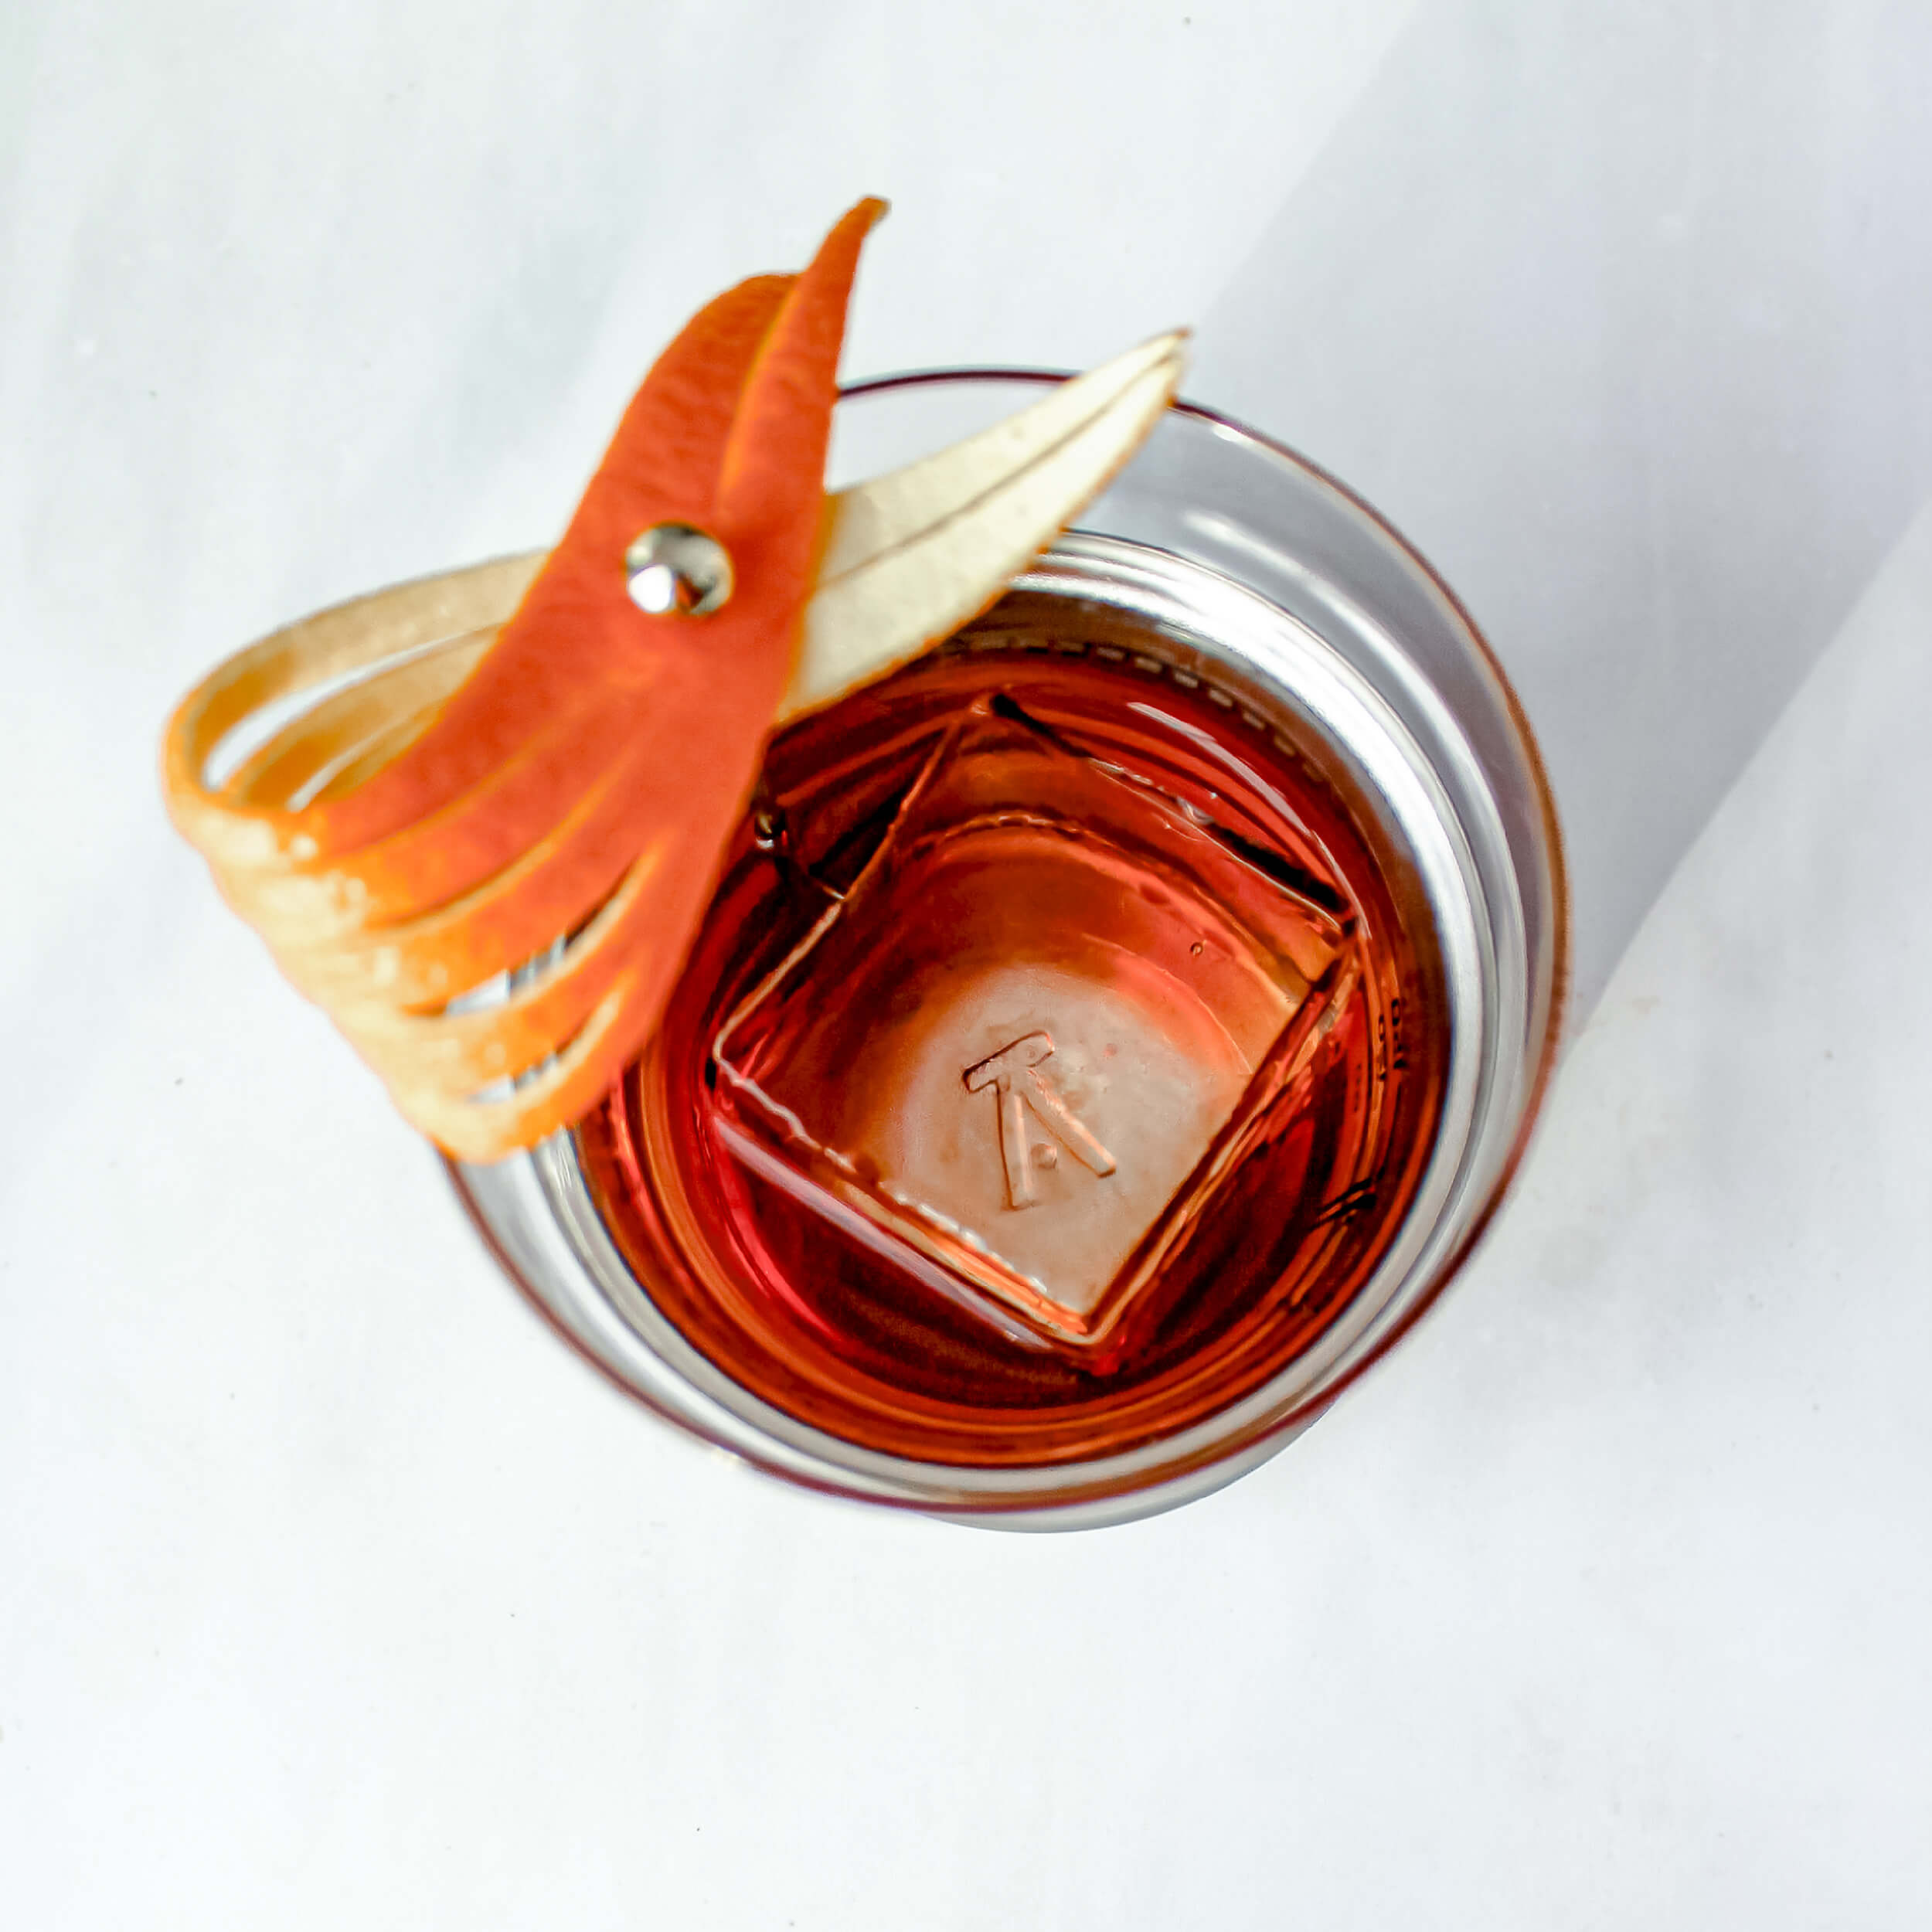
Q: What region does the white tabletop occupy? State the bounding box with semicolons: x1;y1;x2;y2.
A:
5;5;1929;1925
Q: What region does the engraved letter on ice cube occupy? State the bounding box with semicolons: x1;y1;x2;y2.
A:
961;1032;1117;1211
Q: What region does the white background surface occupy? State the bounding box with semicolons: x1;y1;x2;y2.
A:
4;4;1930;1926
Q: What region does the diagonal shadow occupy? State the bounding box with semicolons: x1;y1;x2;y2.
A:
1192;0;1932;1014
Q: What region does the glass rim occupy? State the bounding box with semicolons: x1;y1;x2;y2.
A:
446;367;1572;1526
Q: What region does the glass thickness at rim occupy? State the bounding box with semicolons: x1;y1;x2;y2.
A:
448;371;1570;1530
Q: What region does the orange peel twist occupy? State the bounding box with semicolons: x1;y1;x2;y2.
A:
163;199;1186;1162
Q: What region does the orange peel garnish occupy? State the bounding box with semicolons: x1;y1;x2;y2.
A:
163;199;1186;1162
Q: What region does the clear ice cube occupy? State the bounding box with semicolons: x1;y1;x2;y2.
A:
712;702;1347;1349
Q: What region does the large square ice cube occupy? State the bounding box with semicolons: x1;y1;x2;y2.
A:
712;702;1346;1349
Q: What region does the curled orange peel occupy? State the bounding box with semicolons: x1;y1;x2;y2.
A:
163;199;1187;1161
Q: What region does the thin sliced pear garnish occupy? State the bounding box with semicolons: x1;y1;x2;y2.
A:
782;330;1187;720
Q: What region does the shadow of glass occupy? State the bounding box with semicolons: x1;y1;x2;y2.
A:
1192;0;1932;1015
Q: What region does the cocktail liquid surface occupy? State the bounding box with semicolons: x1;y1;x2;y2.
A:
579;582;1450;1466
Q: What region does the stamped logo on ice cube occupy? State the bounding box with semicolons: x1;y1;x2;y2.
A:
961;1031;1117;1211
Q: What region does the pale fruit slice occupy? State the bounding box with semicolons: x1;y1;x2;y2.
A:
784;330;1187;719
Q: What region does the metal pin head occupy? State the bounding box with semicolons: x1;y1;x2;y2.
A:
624;522;734;616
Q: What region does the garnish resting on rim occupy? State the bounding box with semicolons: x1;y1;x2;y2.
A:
162;199;1188;1161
